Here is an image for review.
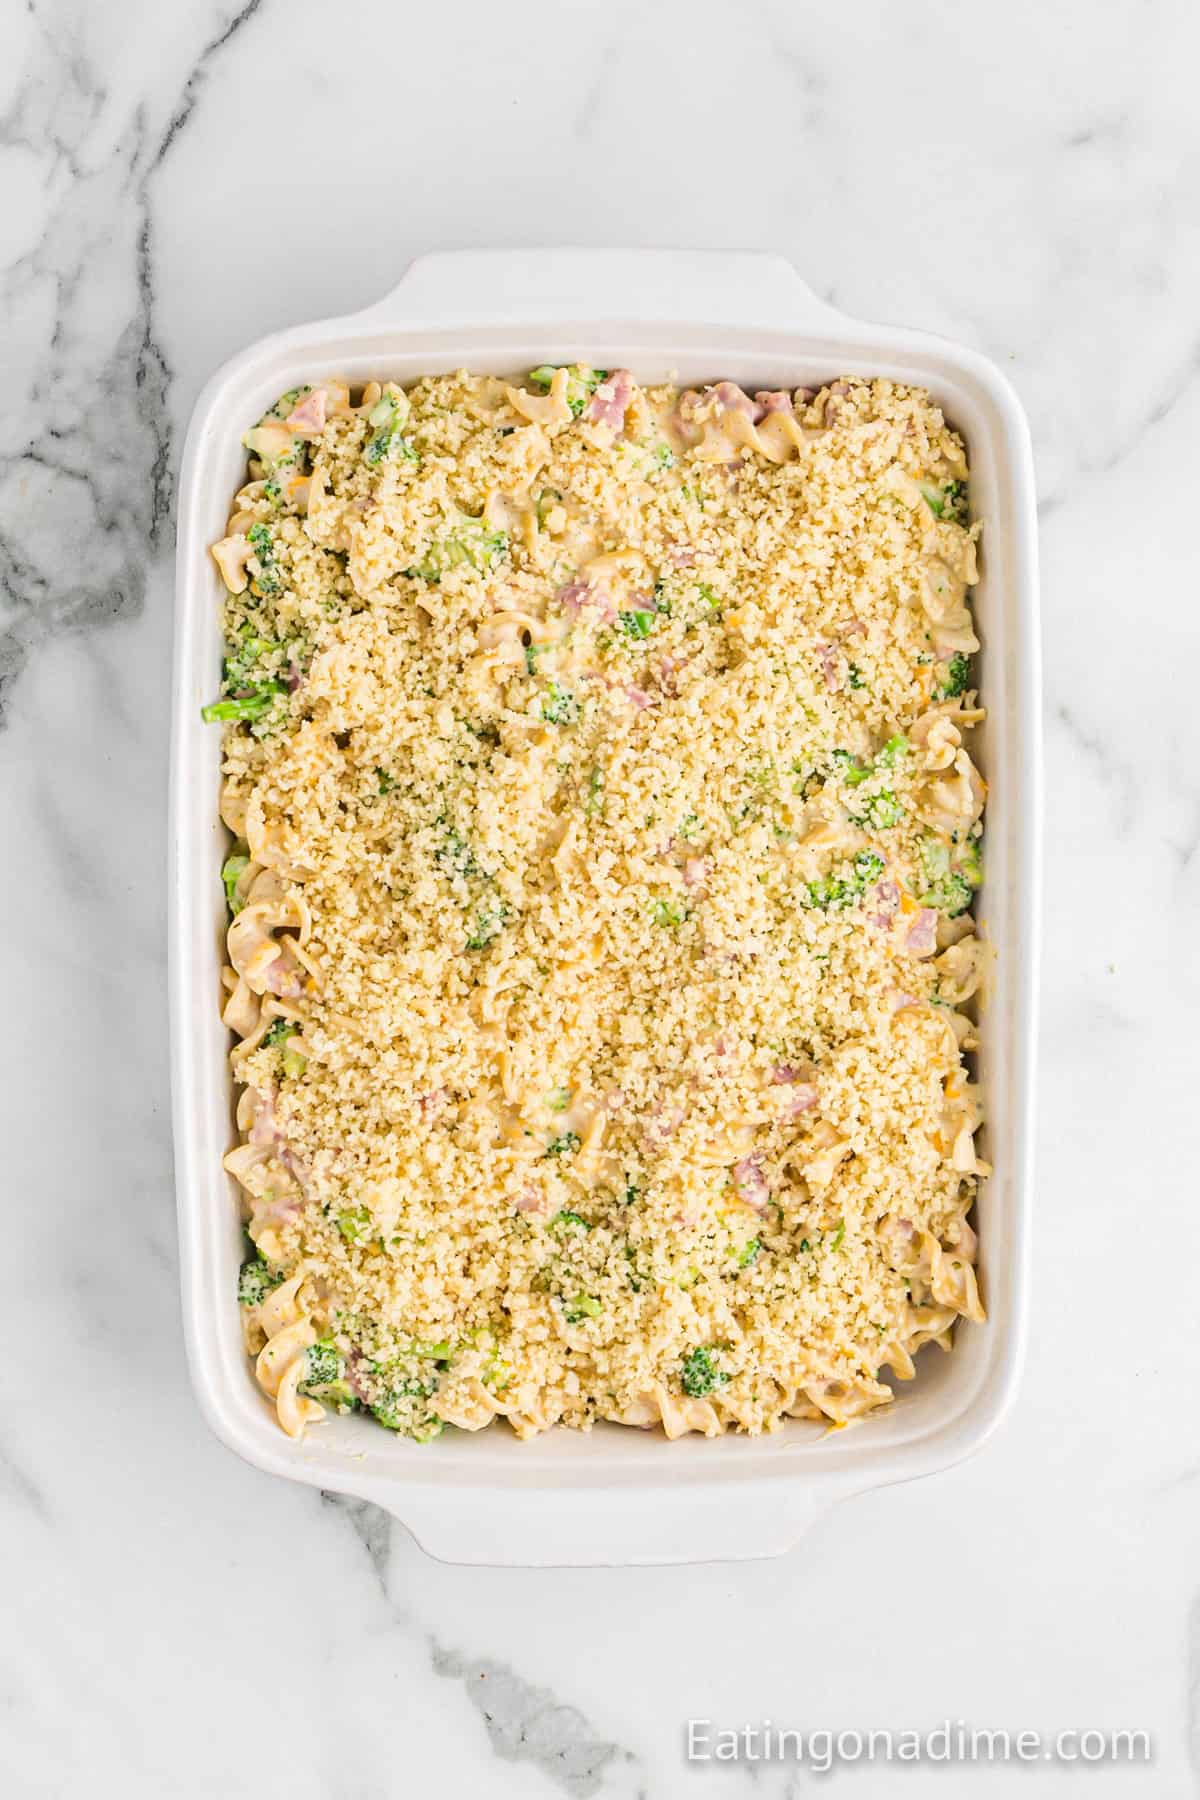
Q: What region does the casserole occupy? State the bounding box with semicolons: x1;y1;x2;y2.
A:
169;248;1040;1566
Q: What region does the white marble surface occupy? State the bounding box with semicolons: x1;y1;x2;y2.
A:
2;0;1198;1793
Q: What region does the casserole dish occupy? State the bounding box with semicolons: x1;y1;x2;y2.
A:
169;248;1040;1566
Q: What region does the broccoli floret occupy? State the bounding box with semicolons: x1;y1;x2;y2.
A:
857;790;904;830
406;515;508;583
363;390;419;467
802;850;885;911
937;653;971;699
237;1258;282;1307
436;829;477;879
680;1346;730;1398
336;1206;373;1244
549;1209;589;1238
201;689;285;725
465;899;507;950
535;487;562;528
563;1294;602;1323
919;836;982;916
544;1131;581;1159
920;479;969;523
371;1372;443;1441
876;734;909;766
618;608;656;640
264;1018;297;1048
376;767;395;794
246;522;281;595
650;898;688;928
527;364;607;418
829;1221;846;1251
583;766;605;815
831;748;872;786
302;1342;342;1389
737;1238;760;1269
202;627;289;728
538;681;579;725
221;852;249;914
847;662;866;690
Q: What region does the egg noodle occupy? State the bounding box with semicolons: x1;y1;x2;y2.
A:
205;365;989;1443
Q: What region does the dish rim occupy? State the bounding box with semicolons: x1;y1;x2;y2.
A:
168;248;1041;1565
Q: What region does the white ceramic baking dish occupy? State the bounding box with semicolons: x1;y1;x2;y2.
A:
169;249;1040;1566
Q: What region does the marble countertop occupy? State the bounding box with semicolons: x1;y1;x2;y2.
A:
3;0;1197;1794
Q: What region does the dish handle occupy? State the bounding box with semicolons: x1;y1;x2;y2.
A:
345;248;848;336
344;1476;861;1568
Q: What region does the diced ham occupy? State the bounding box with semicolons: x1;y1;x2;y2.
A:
823;379;851;426
815;642;842;691
513;1184;549;1216
622;685;653;711
905;908;939;959
707;381;762;421
754;390;793;415
732;1156;769;1214
285;388;327;437
265;954;304;998
868;879;901;930
668;543;696;568
771;1066;818;1116
585;368;633;435
683;857;708;888
248;1090;280;1149
557;577;616;622
889;990;920;1014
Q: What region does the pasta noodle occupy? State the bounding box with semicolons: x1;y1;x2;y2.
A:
204;368;990;1444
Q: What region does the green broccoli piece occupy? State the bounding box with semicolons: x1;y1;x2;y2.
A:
465;899;507;950
737;1238;760;1269
237;1258;283;1306
535;487;562;528
618;608;656;640
832;748;872;786
858;790;904;830
302;1342;342;1389
920;479;969;523
221;852;249;914
802;850;885;911
527;364;607;418
336;1206;373;1244
847;662;866;690
549;1209;590;1238
538;681;579;725
406;516;508;583
246;522;281;594
583;766;605;815
919;836;983;916
264;1019;297;1049
563;1294;602;1323
436;829;477;879
544;1131;581;1159
680;1346;730;1398
201;687;285;725
829;1221;846;1251
651;898;688;928
202;627;288;727
364;391;419;467
937;653;971;699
